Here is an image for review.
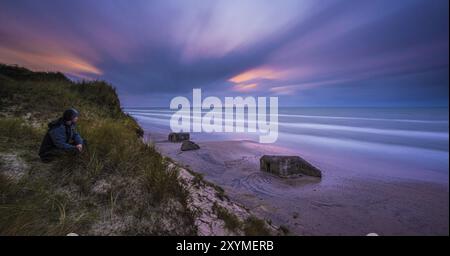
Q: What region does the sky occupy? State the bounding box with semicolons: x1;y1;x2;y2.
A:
0;0;448;107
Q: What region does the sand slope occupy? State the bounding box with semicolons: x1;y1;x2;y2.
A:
150;133;449;235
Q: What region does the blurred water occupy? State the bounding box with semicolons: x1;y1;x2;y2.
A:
125;107;449;183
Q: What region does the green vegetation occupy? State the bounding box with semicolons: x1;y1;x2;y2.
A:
278;225;290;235
0;64;195;235
243;216;272;236
185;167;229;201
212;202;272;236
212;202;241;232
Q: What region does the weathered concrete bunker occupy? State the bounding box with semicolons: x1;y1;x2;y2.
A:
260;155;322;178
168;132;190;142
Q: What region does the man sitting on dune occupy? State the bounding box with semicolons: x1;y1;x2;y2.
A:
39;108;86;162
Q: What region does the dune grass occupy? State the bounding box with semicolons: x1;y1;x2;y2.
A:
0;64;195;235
211;202;272;235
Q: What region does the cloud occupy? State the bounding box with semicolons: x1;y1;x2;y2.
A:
0;46;102;78
0;0;448;106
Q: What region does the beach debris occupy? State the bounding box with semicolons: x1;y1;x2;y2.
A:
181;140;200;151
168;132;190;142
260;155;322;178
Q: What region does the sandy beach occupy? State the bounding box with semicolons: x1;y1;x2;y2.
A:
148;132;449;236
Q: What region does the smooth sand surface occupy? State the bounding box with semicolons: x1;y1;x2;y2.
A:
149;133;449;235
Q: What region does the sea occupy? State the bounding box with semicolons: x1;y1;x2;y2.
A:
125;107;449;184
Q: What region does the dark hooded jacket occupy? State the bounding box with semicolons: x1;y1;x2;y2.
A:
38;118;84;156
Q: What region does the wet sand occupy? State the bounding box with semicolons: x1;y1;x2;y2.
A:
149;133;449;236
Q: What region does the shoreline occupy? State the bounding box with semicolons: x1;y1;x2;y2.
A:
147;132;449;236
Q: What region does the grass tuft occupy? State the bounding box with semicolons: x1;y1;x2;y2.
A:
212;202;242;232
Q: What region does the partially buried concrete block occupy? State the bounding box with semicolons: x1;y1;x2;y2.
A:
181;140;200;151
260;155;322;178
168;132;190;142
